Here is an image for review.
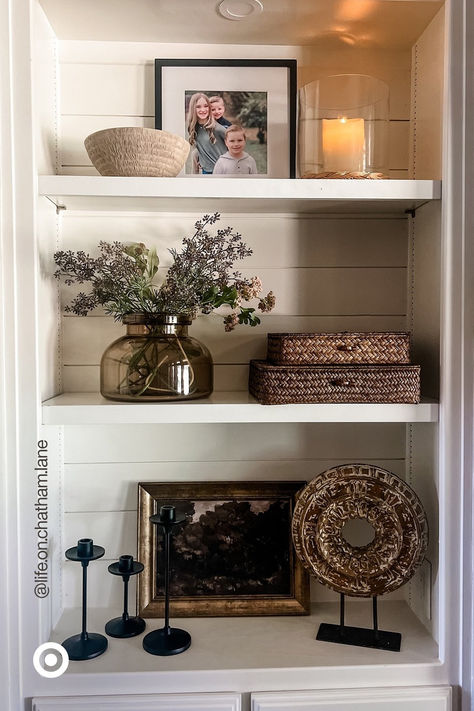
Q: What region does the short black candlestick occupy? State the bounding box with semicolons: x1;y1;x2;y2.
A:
105;554;146;638
142;505;191;656
62;538;108;661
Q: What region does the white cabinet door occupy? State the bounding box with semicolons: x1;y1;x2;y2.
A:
32;692;241;711
251;686;451;711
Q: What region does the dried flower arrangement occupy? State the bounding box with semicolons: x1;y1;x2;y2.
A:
54;212;275;330
54;213;275;401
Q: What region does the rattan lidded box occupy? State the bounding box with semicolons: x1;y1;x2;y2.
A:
266;331;411;365
249;331;421;405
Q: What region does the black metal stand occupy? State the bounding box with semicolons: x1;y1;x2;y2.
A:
142;505;191;656
316;594;401;652
62;538;108;660
105;555;146;638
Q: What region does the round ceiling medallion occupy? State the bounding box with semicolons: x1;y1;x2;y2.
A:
217;0;264;21
292;464;428;597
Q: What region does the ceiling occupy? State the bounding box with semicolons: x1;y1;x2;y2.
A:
39;0;443;48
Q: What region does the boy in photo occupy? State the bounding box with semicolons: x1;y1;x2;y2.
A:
213;124;258;175
209;95;232;127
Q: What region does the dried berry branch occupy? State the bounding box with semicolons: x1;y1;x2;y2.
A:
54;213;275;330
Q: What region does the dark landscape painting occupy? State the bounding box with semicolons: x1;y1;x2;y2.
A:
155;497;291;597
137;481;310;616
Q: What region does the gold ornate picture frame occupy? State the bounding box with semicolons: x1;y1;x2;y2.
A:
137;481;310;617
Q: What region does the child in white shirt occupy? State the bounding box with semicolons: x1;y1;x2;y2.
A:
213;125;258;175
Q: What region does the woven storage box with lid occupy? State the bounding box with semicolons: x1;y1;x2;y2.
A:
266;331;410;365
249;361;421;405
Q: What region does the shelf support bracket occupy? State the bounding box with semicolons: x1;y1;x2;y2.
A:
405;199;431;218
44;195;66;214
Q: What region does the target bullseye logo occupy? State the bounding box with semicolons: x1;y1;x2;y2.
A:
33;642;69;678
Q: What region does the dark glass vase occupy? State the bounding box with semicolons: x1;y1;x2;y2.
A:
100;313;213;401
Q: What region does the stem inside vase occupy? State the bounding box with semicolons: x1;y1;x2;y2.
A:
100;313;213;402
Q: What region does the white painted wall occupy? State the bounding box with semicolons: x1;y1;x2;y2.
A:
409;6;445;179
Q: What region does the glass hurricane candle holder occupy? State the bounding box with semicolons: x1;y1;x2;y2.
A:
299;74;389;178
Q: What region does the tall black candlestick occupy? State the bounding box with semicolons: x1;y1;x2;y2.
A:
142;505;191;656
62;538;108;661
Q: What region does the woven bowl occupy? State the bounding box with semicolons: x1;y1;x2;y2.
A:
84;127;190;177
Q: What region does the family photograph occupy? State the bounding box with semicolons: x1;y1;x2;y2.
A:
184;90;267;175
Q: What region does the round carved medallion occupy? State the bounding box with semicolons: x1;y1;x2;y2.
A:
292;464;428;597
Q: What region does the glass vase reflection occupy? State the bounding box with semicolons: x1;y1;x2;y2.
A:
100;313;213;401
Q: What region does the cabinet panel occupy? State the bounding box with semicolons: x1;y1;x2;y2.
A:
32;693;241;710
251;686;451;711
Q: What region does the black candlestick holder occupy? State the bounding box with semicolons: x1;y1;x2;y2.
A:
62;538;108;660
105;554;146;638
142;505;191;656
316;594;401;652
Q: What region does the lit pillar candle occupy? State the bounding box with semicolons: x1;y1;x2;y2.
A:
322;117;365;172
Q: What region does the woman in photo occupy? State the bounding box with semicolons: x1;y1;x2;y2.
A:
186;92;227;174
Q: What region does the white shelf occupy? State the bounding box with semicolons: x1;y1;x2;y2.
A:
42;392;438;425
41;601;441;696
38;176;441;214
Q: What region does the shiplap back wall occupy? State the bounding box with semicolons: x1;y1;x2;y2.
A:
56;38;416;610
59;211;411;608
63;424;408;608
61;214;408;393
57;41;411;176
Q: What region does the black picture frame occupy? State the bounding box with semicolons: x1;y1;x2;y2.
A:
154;58;297;178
